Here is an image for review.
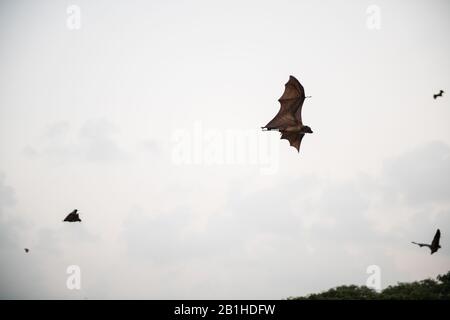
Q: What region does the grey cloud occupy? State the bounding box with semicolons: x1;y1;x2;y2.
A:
122;207;220;264
120;174;382;272
26;119;127;164
8;137;449;299
141;139;162;155
43;121;71;140
0;222;102;299
123;183;395;297
365;141;450;244
0;175;34;299
381;141;450;206
0;173;16;209
0;173;101;299
0;174;17;248
121;141;450;297
22;145;39;158
79;119;126;163
0;174;27;252
34;223;100;255
223;176;380;245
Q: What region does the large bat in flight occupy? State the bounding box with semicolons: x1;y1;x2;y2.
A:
412;229;441;254
63;209;82;222
262;75;313;152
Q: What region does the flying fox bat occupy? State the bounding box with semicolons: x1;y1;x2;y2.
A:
262;75;313;152
63;209;82;222
412;229;441;254
433;90;444;99
24;248;29;253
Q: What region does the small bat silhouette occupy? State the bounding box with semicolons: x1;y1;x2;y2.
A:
63;209;82;222
412;229;441;254
24;248;29;253
262;75;313;152
433;90;444;99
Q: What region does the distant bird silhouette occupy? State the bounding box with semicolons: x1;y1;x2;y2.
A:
433;90;444;99
412;229;441;254
63;209;82;222
24;248;29;253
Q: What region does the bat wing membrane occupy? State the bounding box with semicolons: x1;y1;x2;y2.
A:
280;132;305;152
431;229;441;248
264;76;305;129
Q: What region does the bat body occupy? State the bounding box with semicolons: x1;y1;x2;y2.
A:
262;75;312;152
433;90;444;99
412;229;441;254
63;209;82;222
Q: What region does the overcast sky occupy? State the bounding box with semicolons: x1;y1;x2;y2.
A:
1;0;450;299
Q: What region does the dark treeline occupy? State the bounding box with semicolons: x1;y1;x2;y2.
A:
289;270;450;300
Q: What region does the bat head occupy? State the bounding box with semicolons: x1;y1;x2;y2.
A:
302;126;313;134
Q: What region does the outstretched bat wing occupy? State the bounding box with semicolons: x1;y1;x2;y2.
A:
63;212;81;222
280;132;305;152
412;241;430;248
431;229;441;247
264;76;305;130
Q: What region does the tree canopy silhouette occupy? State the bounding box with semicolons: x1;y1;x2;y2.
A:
288;270;450;300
